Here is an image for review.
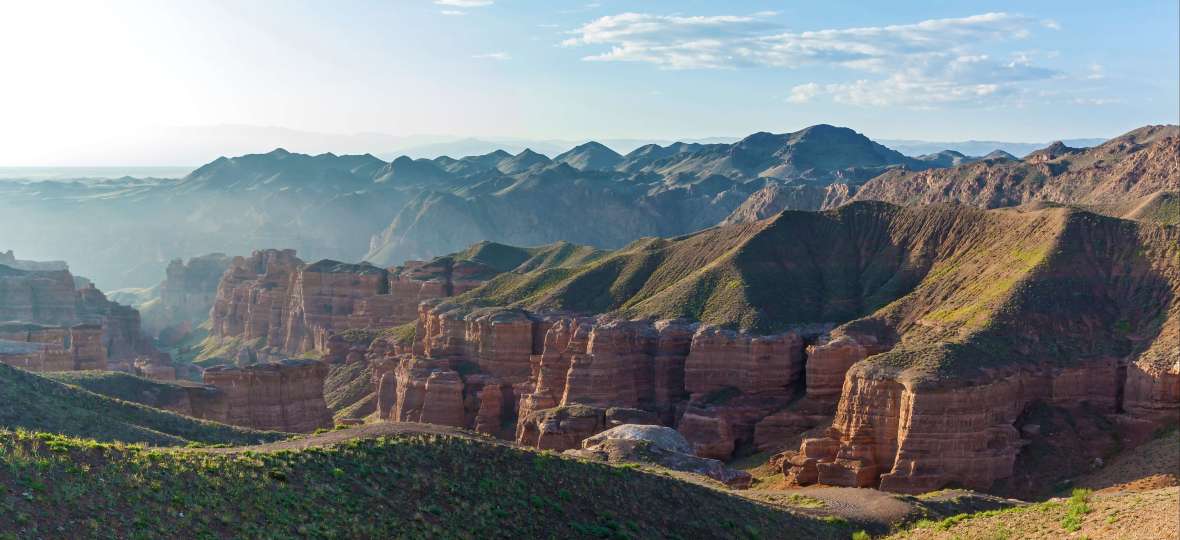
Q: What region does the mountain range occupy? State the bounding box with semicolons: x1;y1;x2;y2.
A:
0;124;1174;290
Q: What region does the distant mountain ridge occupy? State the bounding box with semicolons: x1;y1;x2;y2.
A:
1;123;1172;290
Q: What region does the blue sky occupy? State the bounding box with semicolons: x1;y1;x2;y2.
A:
0;0;1176;164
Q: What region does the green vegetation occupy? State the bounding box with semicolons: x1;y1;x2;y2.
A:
323;362;375;420
192;333;263;367
42;371;196;410
1061;488;1093;532
0;364;281;446
381;321;417;346
0;429;847;539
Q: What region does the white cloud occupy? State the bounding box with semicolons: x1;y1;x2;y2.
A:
473;52;511;61
1086;63;1106;80
1072;97;1123;105
434;0;492;7
564;11;1059;106
440;10;465;16
1042;19;1061;30
786;82;820;103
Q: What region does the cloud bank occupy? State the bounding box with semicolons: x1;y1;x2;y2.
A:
564;12;1060;106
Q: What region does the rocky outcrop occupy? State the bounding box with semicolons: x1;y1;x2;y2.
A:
201;359;332;432
209;249;304;349
0;323;106;371
143;253;232;343
567;424;753;487
784;360;1125;493
209;250;500;360
376;355;510;436
0;265;77;325
0;263;153;367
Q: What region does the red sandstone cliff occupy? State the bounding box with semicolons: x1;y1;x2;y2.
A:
209;249;500;361
201;359;333;432
0;263;154;369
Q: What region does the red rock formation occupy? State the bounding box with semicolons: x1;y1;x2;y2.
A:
785;359;1127;494
0;323;107;371
201;359;332;432
210;251;498;361
146;253;231;343
676;326;805;458
804;334;886;404
0;266;77;324
209;249;304;349
516;405;660;451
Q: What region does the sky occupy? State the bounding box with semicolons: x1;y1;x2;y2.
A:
0;0;1176;165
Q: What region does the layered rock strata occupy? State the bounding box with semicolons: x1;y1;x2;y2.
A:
201;359;332;432
209;250;497;360
0;323;106;371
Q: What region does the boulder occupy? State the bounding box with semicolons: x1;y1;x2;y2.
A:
568;424;753;488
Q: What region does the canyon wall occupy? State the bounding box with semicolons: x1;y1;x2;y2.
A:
209;249;494;362
144;253;232;343
200;360;333;432
364;302;818;457
0;323;106;371
0;263;154;369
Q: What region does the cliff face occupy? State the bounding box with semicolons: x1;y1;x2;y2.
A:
0;323;106;371
369;303;813;457
142;253;231;342
200;360;332;433
0;263;153;367
208;249;502;361
782;210;1180;494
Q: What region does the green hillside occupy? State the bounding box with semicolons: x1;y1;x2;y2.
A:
0;426;850;539
0;365;283;446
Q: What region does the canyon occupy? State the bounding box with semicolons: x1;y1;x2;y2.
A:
0;260;155;372
205;197;1179;493
3;123;1177;495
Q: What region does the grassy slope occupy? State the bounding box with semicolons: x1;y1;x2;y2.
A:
0;364;282;447
43;371;201;410
323;361;375;421
0;428;850;539
450;201;1177;380
858;208;1179;383
885;487;1178;540
456;202;1056;333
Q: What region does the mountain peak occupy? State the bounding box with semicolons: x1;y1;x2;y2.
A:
555;141;623;171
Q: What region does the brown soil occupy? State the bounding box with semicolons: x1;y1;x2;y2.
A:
888;487;1179;540
1077;431;1180;493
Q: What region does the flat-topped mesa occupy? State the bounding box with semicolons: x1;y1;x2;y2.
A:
0;323;106;371
0;265;77;324
282;259;390;354
0;262;153;367
201;359;332;432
